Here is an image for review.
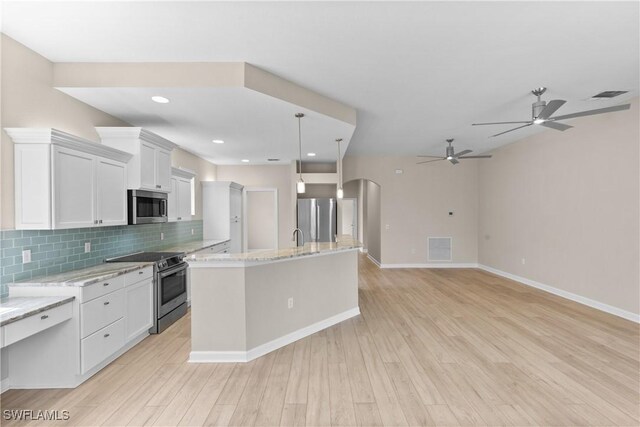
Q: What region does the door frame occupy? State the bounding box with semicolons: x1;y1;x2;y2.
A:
242;187;279;251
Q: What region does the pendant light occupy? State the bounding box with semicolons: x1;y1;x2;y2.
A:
336;138;344;199
295;113;306;194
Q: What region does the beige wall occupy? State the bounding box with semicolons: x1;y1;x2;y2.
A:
478;98;639;315
216;164;294;248
246;191;277;250
0;35;217;228
0;35;129;229
171;148;217;221
365;180;382;263
343;156;479;265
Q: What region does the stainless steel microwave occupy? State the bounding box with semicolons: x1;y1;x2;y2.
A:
128;190;168;224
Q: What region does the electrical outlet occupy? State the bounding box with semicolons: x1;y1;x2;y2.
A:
191;228;194;235
521;258;526;265
287;297;294;309
161;232;164;241
85;242;91;253
385;224;390;230
22;249;31;263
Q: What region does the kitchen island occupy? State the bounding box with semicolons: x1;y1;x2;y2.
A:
187;237;361;362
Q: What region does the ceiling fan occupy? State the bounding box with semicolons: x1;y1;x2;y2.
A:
472;87;631;137
417;139;491;165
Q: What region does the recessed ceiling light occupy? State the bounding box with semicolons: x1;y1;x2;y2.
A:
212;139;224;144
151;96;170;104
241;159;250;163
307;152;316;157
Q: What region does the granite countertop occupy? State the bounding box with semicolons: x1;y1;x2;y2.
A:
0;296;75;326
162;239;230;255
10;262;153;287
188;237;361;263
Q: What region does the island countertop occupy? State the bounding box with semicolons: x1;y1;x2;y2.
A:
187;237;361;265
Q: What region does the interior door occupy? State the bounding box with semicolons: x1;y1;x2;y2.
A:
96;157;127;226
53;146;95;229
338;198;357;238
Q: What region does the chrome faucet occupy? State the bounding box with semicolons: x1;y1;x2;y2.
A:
292;228;304;247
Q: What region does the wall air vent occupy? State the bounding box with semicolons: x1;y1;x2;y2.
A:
592;91;628;99
428;237;452;262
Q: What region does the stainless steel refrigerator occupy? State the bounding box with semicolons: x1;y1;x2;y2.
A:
296;198;337;245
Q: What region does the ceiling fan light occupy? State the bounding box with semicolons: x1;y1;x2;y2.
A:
297;180;306;194
533;118;545;124
446;156;453;160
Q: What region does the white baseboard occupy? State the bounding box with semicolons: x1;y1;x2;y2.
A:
189;307;360;363
380;262;479;269
366;254;381;267
478;264;640;323
1;377;10;394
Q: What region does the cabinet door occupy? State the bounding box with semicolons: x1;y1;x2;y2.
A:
139;142;157;190
230;218;242;253
53;147;96;229
125;280;153;342
177;178;192;221
230;187;242;220
155;149;172;192
168;177;178;222
96;157;127;226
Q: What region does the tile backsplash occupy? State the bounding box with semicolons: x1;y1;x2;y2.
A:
0;220;203;296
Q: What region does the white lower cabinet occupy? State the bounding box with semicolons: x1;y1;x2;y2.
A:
7;265;154;389
81;318;125;374
125;280;153;342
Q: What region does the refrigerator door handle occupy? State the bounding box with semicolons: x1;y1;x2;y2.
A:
316;204;320;242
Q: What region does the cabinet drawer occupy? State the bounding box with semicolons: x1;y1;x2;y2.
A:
81;318;125;374
82;275;124;302
80;288;125;338
3;302;73;347
124;266;153;287
210;241;230;253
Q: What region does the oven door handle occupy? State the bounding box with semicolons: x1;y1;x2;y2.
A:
158;263;187;279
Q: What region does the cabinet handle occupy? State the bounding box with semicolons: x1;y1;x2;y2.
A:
94;220;98;224
138;271;144;275
104;333;110;338
177;217;181;220
104;301;110;306
99;219;103;224
41;315;49;320
156;184;161;189
103;283;110;287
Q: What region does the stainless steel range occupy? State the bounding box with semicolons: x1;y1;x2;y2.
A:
106;251;187;333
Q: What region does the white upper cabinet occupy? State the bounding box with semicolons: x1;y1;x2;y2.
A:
96;157;128;226
6;128;132;230
95;127;177;193
168;167;195;222
202;181;244;252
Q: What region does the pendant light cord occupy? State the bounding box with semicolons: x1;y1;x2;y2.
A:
296;113;304;180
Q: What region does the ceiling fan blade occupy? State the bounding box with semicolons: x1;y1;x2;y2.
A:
550;103;631;121
491;123;533;137
417;158;445;164
454;149;472;158
472;121;532;126
537;100;566;120
449;158;459;165
540;121;573;131
458;155;492;159
417;155;445;158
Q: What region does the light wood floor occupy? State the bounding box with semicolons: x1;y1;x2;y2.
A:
2;254;639;426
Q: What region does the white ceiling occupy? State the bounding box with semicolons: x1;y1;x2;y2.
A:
3;1;639;160
58;87;355;165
